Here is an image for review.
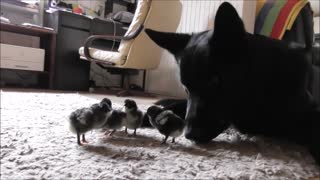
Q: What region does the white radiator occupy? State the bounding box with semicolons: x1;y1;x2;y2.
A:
177;0;243;33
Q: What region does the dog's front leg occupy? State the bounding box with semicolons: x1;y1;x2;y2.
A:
310;108;320;165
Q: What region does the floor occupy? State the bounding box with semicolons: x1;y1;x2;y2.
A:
1;88;319;179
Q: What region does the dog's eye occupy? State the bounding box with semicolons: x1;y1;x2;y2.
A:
184;87;189;95
209;76;220;86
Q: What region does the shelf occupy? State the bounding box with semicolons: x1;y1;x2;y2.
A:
1;1;39;15
0;22;56;37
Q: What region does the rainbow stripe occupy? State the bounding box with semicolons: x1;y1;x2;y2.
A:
255;0;309;40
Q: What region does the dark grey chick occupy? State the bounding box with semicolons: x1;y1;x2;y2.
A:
147;105;186;144
100;98;112;108
90;102;112;129
69;101;112;145
99;97;114;134
124;99;143;136
102;109;126;136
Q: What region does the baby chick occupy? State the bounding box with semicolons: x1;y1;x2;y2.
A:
90;102;112;129
102;109;126;136
101;98;112;108
69;101;112;145
124;99;143;136
142;98;187;127
147;105;186;144
99;97;115;134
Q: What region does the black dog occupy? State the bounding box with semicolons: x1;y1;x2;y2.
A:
145;2;320;165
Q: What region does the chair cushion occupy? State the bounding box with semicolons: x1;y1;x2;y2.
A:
79;47;126;65
118;0;152;55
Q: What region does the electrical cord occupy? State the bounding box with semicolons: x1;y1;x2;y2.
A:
110;18;117;52
90;18;120;89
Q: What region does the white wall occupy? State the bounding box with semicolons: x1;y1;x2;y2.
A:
60;0;105;17
242;0;256;33
145;0;255;98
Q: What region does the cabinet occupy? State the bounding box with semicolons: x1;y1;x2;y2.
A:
0;22;56;89
45;11;91;91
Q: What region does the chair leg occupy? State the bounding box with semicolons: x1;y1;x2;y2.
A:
142;70;146;91
121;73;125;89
117;90;131;97
117;73;130;97
117;70;155;97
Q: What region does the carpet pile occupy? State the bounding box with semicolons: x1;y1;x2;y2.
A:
0;91;319;179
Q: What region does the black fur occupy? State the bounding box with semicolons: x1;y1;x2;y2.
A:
145;2;320;164
154;99;187;120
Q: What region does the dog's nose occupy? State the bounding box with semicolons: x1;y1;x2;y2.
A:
185;128;213;143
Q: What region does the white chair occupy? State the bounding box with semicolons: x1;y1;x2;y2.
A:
79;0;182;96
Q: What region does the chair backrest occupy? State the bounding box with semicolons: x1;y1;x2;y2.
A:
118;0;151;56
118;0;182;69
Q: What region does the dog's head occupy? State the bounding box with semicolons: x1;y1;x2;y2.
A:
146;2;248;143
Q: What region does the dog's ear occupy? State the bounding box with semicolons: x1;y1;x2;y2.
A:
145;29;191;55
211;2;245;43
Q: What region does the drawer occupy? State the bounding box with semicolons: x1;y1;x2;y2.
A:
1;44;45;63
0;44;45;71
0;60;44;71
60;12;91;31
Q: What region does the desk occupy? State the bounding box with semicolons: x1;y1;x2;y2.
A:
45;10;127;91
0;23;56;88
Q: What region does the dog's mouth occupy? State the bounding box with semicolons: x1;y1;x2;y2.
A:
185;128;218;143
189;137;213;144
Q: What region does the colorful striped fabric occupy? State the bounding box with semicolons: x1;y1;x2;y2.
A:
255;0;276;34
255;0;309;40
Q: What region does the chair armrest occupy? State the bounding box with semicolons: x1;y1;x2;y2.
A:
83;24;144;64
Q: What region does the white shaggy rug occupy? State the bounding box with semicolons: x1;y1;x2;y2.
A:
0;90;319;179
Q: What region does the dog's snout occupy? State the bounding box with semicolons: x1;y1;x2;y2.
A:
184;128;199;140
185;127;213;143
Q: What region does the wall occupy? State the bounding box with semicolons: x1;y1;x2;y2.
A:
145;0;255;98
59;0;105;17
